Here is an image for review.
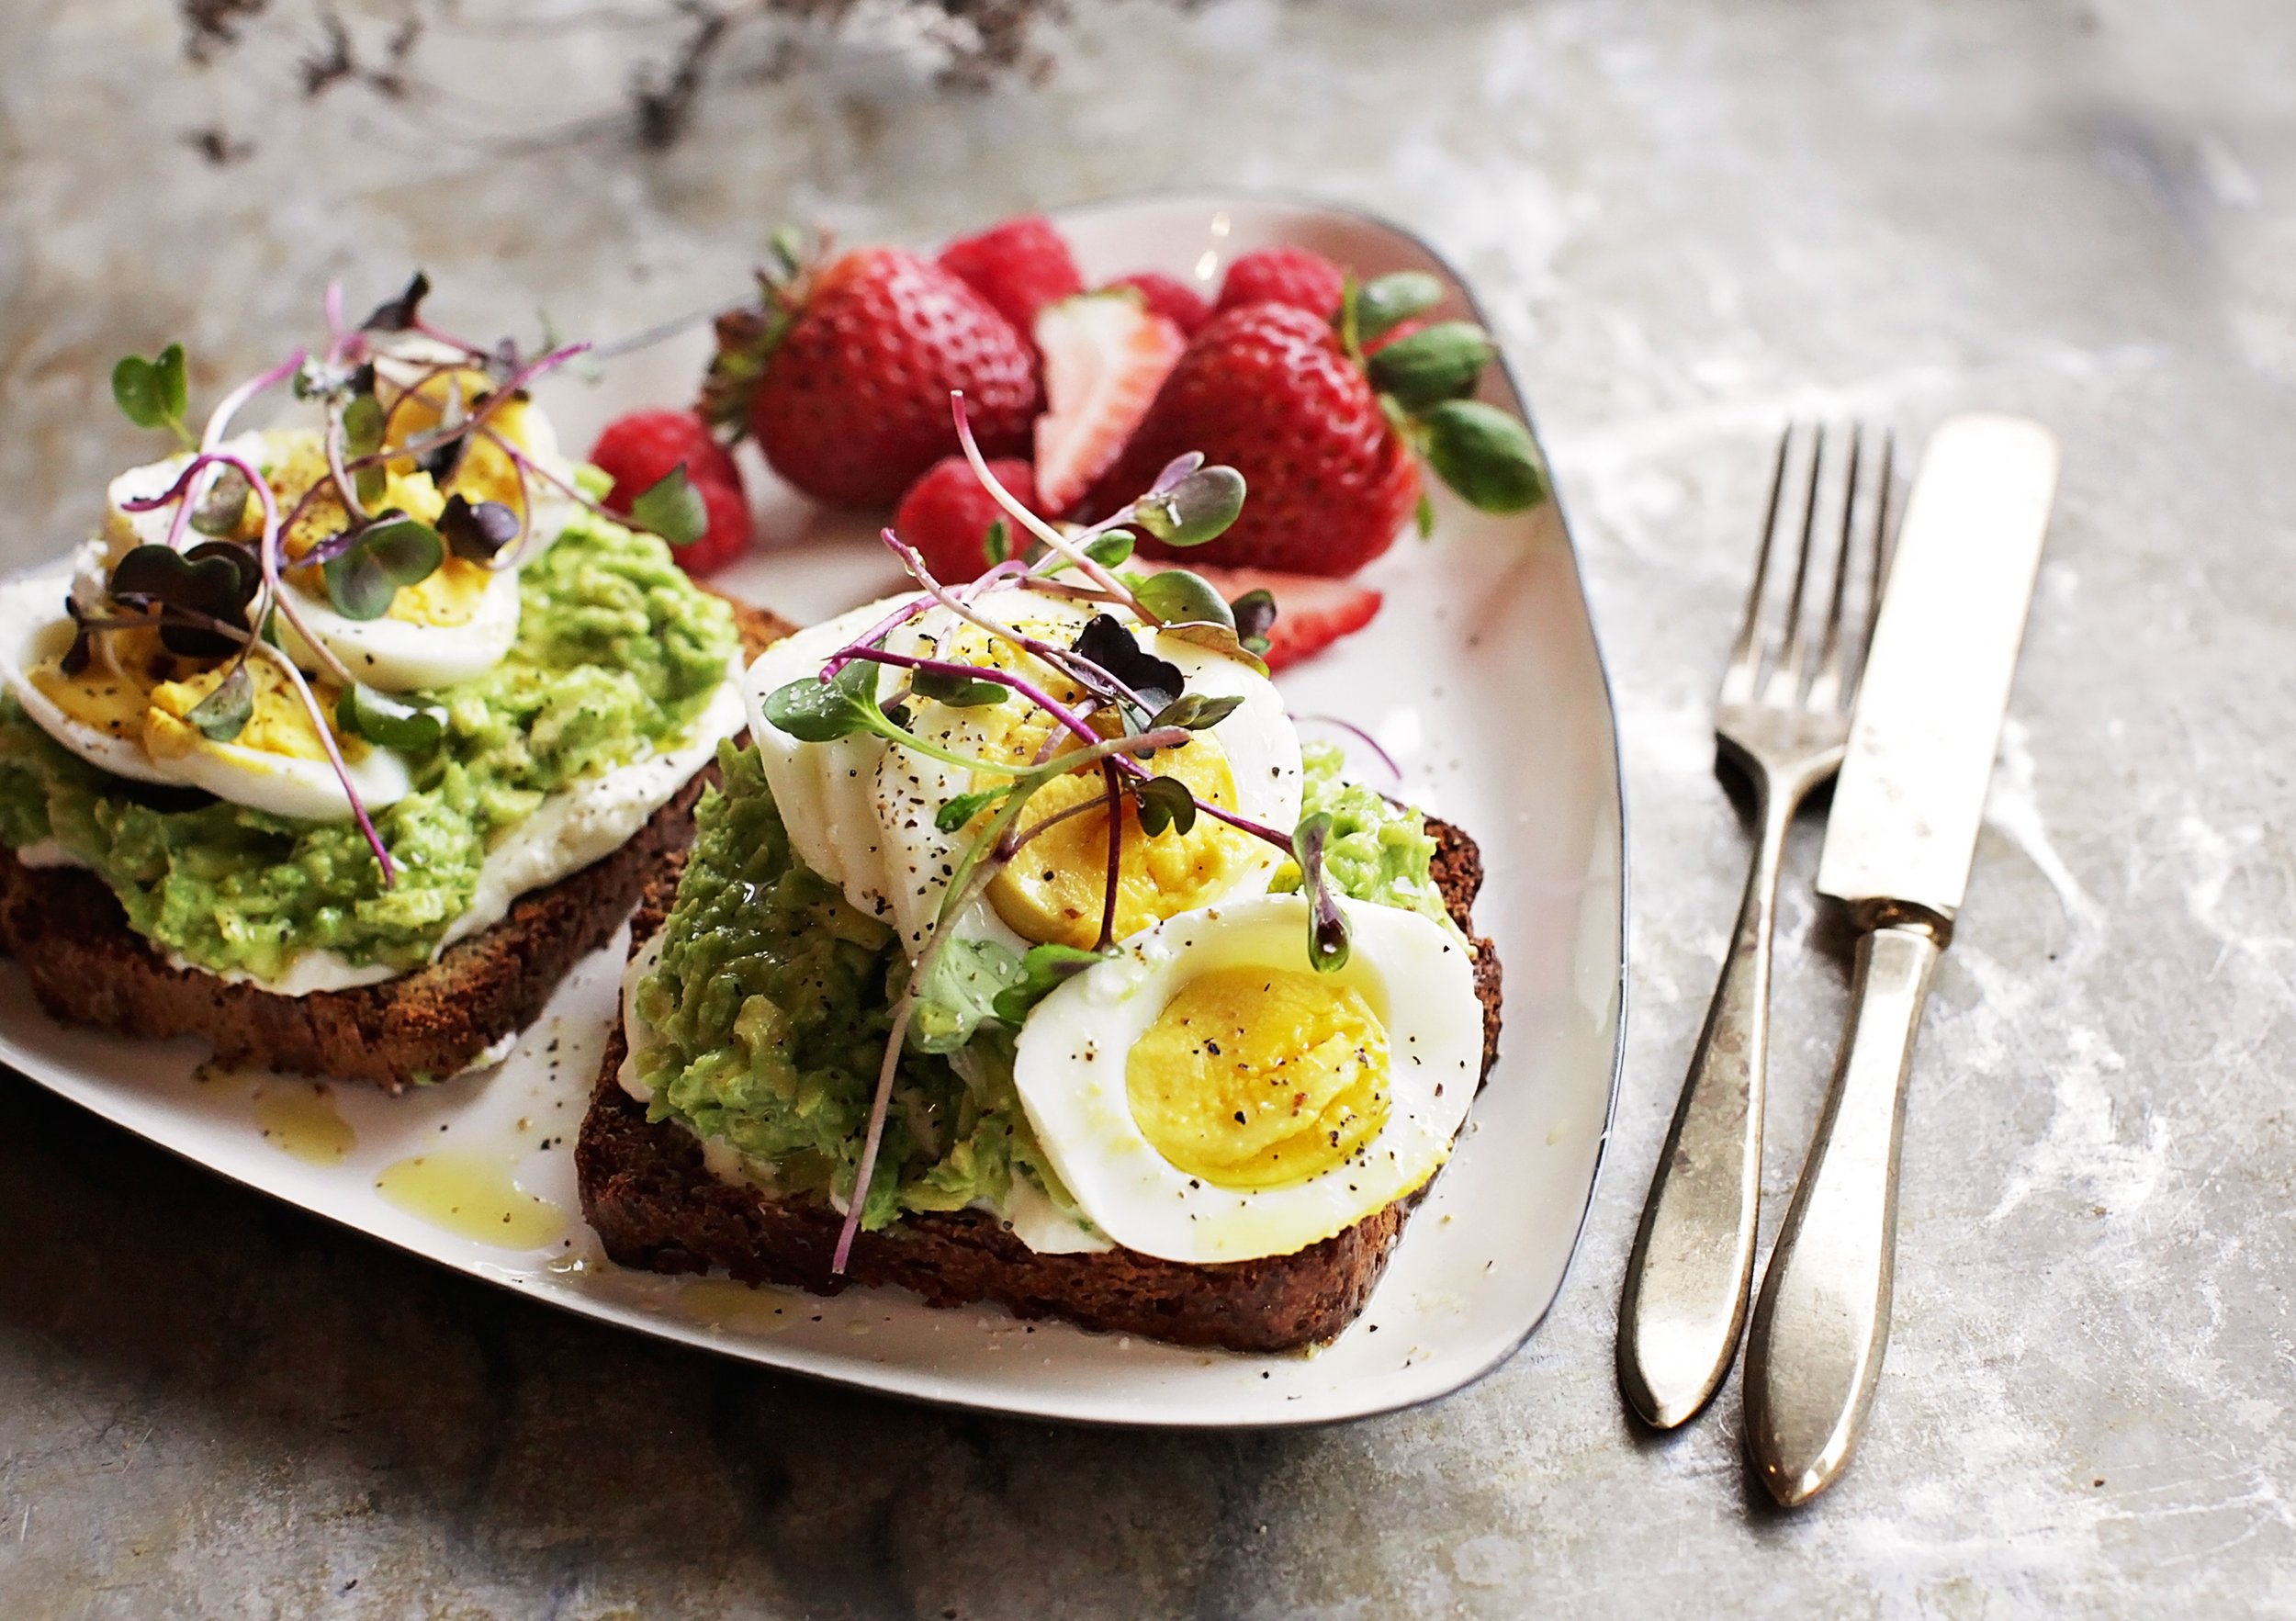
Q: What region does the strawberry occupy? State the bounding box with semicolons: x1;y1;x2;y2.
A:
1103;271;1211;337
1214;246;1346;320
1152;562;1383;670
1088;303;1418;575
1090;275;1546;575
938;215;1084;334
1031;293;1186;514
590;409;753;574
894;455;1040;582
702;242;1040;508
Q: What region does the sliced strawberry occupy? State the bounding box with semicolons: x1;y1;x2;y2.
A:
1150;561;1383;671
1031;292;1186;514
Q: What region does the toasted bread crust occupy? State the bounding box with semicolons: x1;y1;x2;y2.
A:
0;597;792;1093
577;817;1503;1353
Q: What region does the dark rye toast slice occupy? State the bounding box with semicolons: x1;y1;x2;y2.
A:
578;819;1503;1354
0;598;793;1093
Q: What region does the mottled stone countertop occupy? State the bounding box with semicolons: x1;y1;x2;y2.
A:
3;0;2291;1615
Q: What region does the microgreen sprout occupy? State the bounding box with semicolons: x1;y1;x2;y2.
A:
112;344;193;446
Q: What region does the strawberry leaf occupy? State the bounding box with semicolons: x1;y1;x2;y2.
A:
1367;321;1494;411
1420;400;1548;513
1356;271;1444;343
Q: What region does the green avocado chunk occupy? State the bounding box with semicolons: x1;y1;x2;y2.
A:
632;741;1053;1232
1269;741;1455;931
0;512;738;979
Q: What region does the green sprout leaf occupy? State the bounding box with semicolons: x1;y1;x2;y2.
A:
335;682;446;751
1293;810;1352;973
322;512;445;622
1419;399;1548;513
1131;466;1246;548
1356;271;1445;343
1133;774;1199;838
341;389;388;508
188;465;252;537
1084;527;1136;568
1414;490;1437;539
1230;588;1277;658
912;666;1010;708
628;463;710;546
990;941;1109;1026
1367;321;1495;411
112;343;191;442
1131;568;1235;630
186;662;255;742
935;786;1006;834
983;517;1011;566
1148;692;1244;733
763;659;884;742
910;937;1028;1054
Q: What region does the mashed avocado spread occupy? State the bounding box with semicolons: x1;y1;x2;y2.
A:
632;737;1450;1233
0;514;737;978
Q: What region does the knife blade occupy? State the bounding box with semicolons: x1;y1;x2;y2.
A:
1743;413;2060;1507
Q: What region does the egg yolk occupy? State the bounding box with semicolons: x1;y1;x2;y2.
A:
386;367;539;519
143;658;361;764
929;620;1261;950
1125;965;1391;1190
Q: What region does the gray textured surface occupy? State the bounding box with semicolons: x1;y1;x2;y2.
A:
3;0;2293;1615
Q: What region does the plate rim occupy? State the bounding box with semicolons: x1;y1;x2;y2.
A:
0;186;1630;1429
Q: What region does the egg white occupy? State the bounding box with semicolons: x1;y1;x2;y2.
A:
1010;894;1481;1265
276;564;522;692
0;569;412;820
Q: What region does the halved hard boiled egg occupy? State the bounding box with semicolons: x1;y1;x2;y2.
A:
1010;893;1482;1264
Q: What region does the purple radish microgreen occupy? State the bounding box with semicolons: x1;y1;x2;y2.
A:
1230;588;1277;657
187;465;253;537
1131;773;1199;838
439;493;523;563
1129;464;1245;549
108;542;261;658
1293;810;1352;973
321;512;445;621
360;271;433;333
185;662;256;743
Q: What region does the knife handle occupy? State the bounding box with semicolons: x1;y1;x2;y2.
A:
1743;917;1943;1506
1617;792;1793;1429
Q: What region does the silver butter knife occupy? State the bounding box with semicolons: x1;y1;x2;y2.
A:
1742;413;2059;1507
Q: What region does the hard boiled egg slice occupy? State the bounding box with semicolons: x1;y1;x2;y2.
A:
740;595;911;929
1011;894;1481;1265
141;656;411;821
0;571;177;786
276;559;521;692
874;597;1302;961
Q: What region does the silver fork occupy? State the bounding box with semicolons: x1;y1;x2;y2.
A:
1618;423;1892;1430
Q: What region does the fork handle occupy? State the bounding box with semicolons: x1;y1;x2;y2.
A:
1742;917;1943;1506
1617;787;1795;1429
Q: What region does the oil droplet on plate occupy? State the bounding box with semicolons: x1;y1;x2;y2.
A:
676;1277;797;1335
375;1149;568;1249
253;1082;355;1166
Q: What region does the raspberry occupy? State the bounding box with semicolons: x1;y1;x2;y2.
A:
1103;271;1212;337
893;456;1039;583
590;410;752;575
937;216;1085;335
1213;246;1347;320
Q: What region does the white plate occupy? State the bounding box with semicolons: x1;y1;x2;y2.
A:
0;194;1625;1427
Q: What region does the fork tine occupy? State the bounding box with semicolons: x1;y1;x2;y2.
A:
1808;425;1863;709
1762;423;1827;704
1723;424;1796;700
